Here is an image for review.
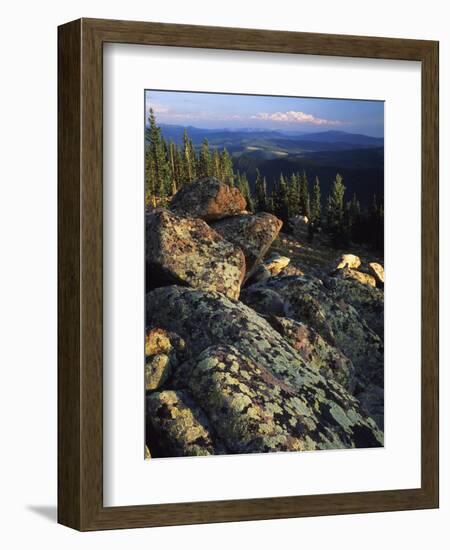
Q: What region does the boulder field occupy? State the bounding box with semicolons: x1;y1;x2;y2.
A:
144;177;385;457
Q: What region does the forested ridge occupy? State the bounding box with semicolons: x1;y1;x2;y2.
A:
145;109;384;250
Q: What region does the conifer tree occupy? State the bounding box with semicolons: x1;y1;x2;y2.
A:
325;173;346;246
220;149;234;186
182;129;196;183
236;172;253;212
254;169;267;212
168;141;179;195
287;173;300;218
298;171;310;218
146;108;171;205
198;139;212;178
310;176;321;224
274;174;289;223
212;149;221;180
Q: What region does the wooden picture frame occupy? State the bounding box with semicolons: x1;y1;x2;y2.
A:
58;18;439;531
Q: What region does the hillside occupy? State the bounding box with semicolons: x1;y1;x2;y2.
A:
151;124;384;208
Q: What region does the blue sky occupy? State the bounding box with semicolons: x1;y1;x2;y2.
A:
145;90;384;137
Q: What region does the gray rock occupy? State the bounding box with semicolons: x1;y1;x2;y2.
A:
146;208;245;299
146;389;217;457
212;212;282;278
266;316;356;391
245;276;384;427
146;286;383;446
369;262;385;288
174;345;381;452
335;253;361;270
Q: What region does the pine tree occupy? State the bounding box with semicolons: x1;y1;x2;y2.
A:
325;173;346;246
182;129;196;183
168;141;179;195
146;108;171;205
287;173;300;218
310;176;321;224
198;139;212;178
254;169;267;212
236;172;253;212
298;171;310;218
220;149;234;186
274;174;289;223
211;148;221;180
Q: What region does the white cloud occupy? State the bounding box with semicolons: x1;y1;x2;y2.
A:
251;111;345;126
146;103;170;114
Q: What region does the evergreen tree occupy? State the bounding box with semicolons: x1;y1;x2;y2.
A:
287;173;300;218
274;174;289;223
254;169;268;212
325;173;346;247
220;149;234;186
182;129;196;183
146;108;171;206
211;149;221;180
168;141;179;195
298;171;311;218
236;172;253;212
310;176;321;224
198;139;212;178
346;193;361;243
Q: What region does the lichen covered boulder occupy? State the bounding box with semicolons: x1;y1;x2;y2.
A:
262;254;291;276
146;285;311;388
174;345;382;451
212;212;282;278
170;177;246;221
146;390;217;457
145;328;186;390
266;316;355;391
323;276;384;339
333;266;377;288
249;276;383;386
240;286;286;317
243;276;384;428
335;254;361;270
146;208;245;299
369;262;385;288
146;285;383;446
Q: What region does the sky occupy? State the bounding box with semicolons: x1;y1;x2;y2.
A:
145;90;384;137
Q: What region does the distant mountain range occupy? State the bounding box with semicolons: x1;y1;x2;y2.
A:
148;124;384;208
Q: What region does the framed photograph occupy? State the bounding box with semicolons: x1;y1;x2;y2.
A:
58;18;439;530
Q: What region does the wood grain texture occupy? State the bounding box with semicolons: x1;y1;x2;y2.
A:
58;18;439;531
57;19;82;529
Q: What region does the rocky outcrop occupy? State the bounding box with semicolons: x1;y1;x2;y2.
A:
369;262;385;288
246;254;290;285
242;276;384;427
145;328;186;390
146;208;245;299
173;345;381;452
263;254;291;276
146;390;217;457
323;276;384;339
333;266;377;287
212;213;283;278
335;254;361;270
146;285;383;447
144;176;385;455
170;177;246;221
266;316;355;391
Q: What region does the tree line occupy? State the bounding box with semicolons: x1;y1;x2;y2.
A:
145;108;384;250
